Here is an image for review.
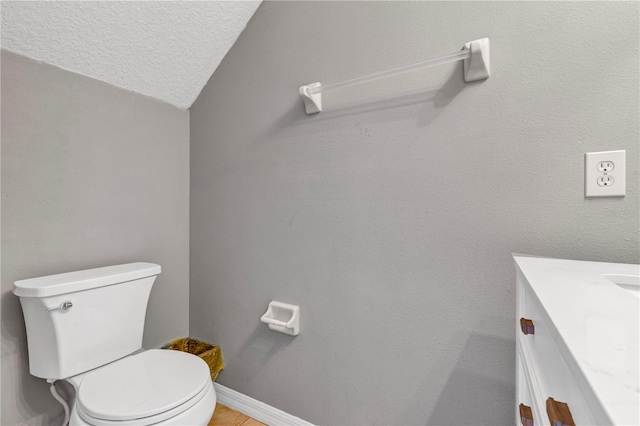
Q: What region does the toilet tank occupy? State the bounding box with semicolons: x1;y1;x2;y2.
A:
13;263;161;380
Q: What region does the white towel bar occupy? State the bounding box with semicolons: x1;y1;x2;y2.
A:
299;38;490;114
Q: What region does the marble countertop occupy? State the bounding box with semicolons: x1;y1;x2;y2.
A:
513;255;639;426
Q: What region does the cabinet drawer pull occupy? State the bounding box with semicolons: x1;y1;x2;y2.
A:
546;397;575;426
520;318;535;335
519;403;533;426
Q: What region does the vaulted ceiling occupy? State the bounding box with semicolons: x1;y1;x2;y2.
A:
1;1;261;108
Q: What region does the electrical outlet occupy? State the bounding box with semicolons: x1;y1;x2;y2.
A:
597;175;615;187
585;150;626;197
597;161;614;173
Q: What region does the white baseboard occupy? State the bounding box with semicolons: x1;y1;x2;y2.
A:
213;383;314;426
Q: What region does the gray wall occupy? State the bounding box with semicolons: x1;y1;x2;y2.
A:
190;2;639;425
1;50;190;425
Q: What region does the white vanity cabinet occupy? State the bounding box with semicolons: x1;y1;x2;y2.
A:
514;255;639;426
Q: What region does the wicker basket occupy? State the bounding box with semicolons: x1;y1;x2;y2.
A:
168;338;225;381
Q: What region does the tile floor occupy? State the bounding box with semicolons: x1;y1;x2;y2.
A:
208;403;266;426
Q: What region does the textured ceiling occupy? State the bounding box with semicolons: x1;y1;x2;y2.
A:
1;1;261;108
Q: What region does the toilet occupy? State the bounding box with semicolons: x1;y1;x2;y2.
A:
13;263;216;425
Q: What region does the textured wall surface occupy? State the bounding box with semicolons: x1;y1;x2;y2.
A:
190;2;639;425
1;1;260;108
1;50;190;426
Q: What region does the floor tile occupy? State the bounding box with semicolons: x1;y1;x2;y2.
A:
241;417;267;426
208;403;250;425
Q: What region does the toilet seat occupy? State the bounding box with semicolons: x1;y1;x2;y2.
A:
76;349;211;425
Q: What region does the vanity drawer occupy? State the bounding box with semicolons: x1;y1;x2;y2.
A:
517;350;544;426
518;283;600;426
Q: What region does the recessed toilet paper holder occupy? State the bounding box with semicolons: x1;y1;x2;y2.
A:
260;301;300;336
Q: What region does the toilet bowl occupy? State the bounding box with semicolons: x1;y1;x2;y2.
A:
13;263;216;426
67;350;216;426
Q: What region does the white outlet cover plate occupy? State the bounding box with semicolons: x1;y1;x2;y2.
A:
585;150;626;197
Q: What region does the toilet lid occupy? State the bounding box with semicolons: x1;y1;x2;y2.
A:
78;349;210;422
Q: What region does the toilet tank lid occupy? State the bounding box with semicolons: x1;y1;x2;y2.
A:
13;263;161;298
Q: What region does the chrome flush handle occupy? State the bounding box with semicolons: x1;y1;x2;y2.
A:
47;301;73;312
